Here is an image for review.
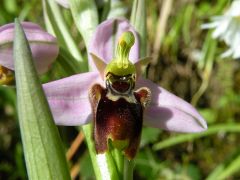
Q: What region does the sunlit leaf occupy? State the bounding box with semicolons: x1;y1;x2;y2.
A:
69;0;98;45
207;148;240;180
130;0;146;57
42;0;84;67
13;19;71;180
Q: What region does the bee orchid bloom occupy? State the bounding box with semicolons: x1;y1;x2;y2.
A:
43;19;207;158
0;22;58;85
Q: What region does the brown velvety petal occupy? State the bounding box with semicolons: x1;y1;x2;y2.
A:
89;83;146;159
89;83;104;117
135;87;151;108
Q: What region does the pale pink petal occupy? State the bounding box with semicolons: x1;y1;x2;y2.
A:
137;77;207;132
0;22;58;74
88;18;140;72
43;72;103;125
144;106;206;132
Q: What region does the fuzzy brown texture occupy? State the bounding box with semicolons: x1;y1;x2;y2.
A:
89;84;150;159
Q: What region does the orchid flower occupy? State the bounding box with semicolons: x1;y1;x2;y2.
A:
0;19;207;159
0;22;58;85
43;19;207;158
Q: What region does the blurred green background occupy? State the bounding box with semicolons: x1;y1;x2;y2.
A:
1;0;240;179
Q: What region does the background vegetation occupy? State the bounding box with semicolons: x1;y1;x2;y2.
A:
1;0;239;179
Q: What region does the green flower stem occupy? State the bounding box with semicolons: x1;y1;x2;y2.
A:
99;150;120;180
110;147;124;176
81;124;120;180
81;124;102;179
124;159;134;180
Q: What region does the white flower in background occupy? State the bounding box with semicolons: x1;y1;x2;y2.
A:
202;0;240;59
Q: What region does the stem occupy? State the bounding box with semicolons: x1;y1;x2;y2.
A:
124;159;134;180
192;34;217;106
108;144;126;179
96;152;119;180
81;124;102;179
81;124;120;180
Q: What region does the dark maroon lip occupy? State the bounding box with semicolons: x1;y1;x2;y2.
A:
111;80;130;93
90;84;144;159
106;72;135;94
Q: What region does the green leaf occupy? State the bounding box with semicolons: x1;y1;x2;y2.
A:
79;152;95;179
13;19;71;180
81;124;119;180
69;0;98;45
130;0;147;57
57;47;86;74
101;0;111;21
140;127;162;147
81;124;102;180
42;0;84;66
218;157;240;179
207;148;240;180
153;124;240;150
106;0;128;20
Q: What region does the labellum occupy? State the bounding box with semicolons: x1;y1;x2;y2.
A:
89;31;151;159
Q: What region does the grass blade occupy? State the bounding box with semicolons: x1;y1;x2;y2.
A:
153;124;240;150
130;0;147;57
69;0;98;45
